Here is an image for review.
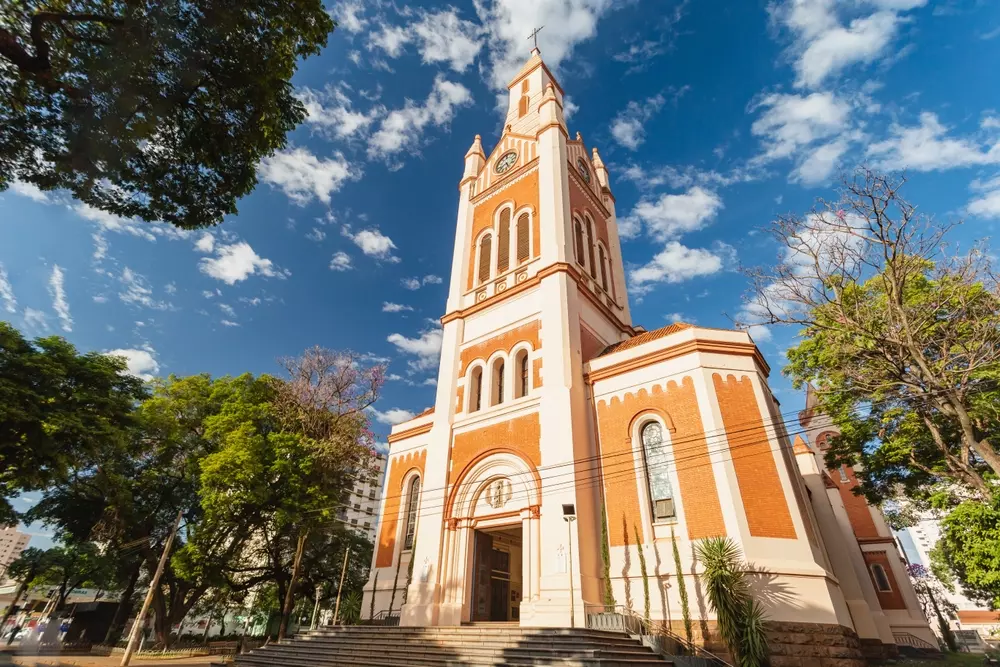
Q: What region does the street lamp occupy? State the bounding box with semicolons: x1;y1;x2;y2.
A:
562;504;577;629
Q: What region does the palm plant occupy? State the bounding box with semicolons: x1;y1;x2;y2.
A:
694;537;770;667
339;591;362;625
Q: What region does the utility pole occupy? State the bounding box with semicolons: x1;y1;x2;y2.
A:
121;509;183;667
332;547;350;624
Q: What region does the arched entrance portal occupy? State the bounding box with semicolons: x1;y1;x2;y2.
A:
438;451;541;625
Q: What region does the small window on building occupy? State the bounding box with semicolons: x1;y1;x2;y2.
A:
403;476;421;551
585;218;597;279
516;214;530;264
469;366;483;412
599;245;609;291
363;522;370;529
497;208;511;274
351;518;358;525
574;220;585;267
514;349;529;399
839;465;849;483
641;422;676;521
478;233;493;285
491;358;505;406
870;563;892;592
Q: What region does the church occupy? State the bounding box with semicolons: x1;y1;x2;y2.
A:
362;48;936;661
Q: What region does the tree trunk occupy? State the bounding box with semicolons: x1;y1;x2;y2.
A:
202;609;213;644
277;531;308;641
104;561;141;644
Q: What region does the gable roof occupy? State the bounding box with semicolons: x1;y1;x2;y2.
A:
599;322;693;356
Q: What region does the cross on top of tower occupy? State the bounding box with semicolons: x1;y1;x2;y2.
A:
527;25;544;51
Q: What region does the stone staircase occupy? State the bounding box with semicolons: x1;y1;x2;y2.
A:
233;625;673;667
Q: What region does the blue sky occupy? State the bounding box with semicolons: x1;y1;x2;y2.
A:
3;0;1000;546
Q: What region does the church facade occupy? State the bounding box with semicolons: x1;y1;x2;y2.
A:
362;49;935;658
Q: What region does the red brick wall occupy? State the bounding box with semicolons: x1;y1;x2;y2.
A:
375;449;427;568
862;550;906;610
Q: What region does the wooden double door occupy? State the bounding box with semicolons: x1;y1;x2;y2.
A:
471;530;517;622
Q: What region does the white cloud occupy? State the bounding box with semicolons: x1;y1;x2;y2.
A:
769;0;926;88
330;251;354;271
297;86;380;141
629;241;729;292
71;203;191;242
10;181;50;203
370;407;417;426
387;324;443;373
0;264;17;313
48;265;72;332
257;147;357;205
402;274;443;290
23;307;48;331
195;232;215;253
790;136;852;184
563;96;579;119
383;302;414;313
967;175;1000;219
164;282;177;295
119;267;170;310
368;75;473;160
368;9;483;73
199;241;289;284
368;23;410;57
475;0;614;90
306;227;327;242
332;0;367;33
620;187;724;241
105;347;160;381
751;92;852;163
221;319;240;327
218;303;237;318
92;233;109;261
867;112;1000;171
611;94;665;151
342;226;399;262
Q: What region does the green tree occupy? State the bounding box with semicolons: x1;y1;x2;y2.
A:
743;169;1000;503
634;524;650;625
0;322;146;522
0;547;52;629
0;0;335;228
932;495;1000;609
600;504;616;609
907;563;957;652
671;528;693;645
35;542;115;610
695;537;770;667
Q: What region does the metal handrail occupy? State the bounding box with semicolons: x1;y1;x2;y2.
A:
584;604;733;667
892;631;939;652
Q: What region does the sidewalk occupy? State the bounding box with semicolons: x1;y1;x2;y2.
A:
9;655;223;667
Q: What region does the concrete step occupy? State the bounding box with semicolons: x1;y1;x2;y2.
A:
263;642;661;661
291;632;643;649
238;651;668;667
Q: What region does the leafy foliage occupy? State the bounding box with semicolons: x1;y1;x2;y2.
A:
634;524;650;624
671;528;693;645
908;563;957;651
0;0;334;228
744;169;1000;504
695;537;770;667
0;322;146;523
932;495;1000;609
601;504;615;608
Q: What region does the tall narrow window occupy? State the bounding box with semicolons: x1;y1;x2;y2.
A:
518;80;529;117
585;218;597;278
491;359;505;406
514;349;529;398
599;246;608;291
641;422;676;521
403;476;420;551
516;213;530;264
470;367;483;412
870;564;892;592
497;209;511;273
574;220;585;267
478;234;492;285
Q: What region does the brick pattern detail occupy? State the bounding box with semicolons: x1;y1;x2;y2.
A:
765;622;869;667
375;449;427;568
862;550;907;610
448;413;541;489
569;178;609;247
595;377;726;544
830;464;879;538
532;357;543;388
456;384;465;413
712;373;797;540
580;325;606;364
459;320;541;374
468;171;539;290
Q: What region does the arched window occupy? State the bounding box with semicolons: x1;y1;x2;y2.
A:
585;218;597;279
478;234;492;285
514;349;529;399
491;358;505;406
641;422;676;521
469;366;483;412
518;80;529;117
598;245;609;291
870;564;892;592
574;220;585;267
497;208;511;274
403;476;420;551
516;213;530;264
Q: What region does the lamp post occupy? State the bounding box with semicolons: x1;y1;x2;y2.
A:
562;504;577;629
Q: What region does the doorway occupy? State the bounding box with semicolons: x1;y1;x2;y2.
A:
470;525;522;622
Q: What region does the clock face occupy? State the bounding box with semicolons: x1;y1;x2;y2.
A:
495;151;518;174
577;158;591;183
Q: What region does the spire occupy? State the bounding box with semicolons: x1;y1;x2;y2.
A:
462;134;485;182
592;146;610;190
